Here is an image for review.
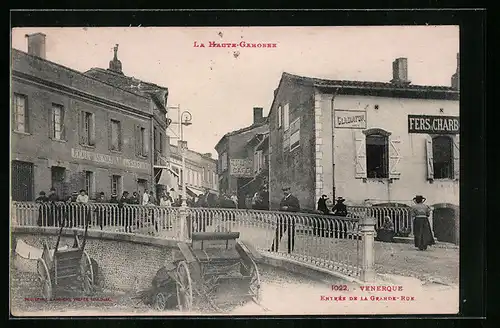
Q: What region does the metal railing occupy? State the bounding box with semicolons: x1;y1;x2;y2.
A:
348;206;412;236
10;201;382;281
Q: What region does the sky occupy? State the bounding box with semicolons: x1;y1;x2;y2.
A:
11;26;459;157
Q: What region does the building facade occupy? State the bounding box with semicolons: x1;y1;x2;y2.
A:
11;33;164;201
268;56;460;240
215;107;268;208
168;143;218;199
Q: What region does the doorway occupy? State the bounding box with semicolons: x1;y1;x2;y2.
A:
433;206;458;244
11;160;34;201
137;179;148;195
51;166;66;198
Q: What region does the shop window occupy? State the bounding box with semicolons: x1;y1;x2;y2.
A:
85;171;94;196
13;93;29;133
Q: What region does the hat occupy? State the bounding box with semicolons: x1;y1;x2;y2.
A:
322;194;328;198
99;192;105;195
39;191;46;196
336;197;345;202
79;189;86;193
72;191;78;195
50;187;56;191
413;195;426;202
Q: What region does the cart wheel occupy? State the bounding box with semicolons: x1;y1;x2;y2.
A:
153;292;167;311
249;261;262;303
81;251;95;295
176;261;193;311
37;258;52;300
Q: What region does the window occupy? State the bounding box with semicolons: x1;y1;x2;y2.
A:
111;175;122;196
85;171;94;196
203;167;207;181
80;111;95;146
278;105;283;128
13;94;28;133
137;126;148;157
51;104;65;140
283;103;290;130
432;136;454;179
159;132;164;155
290;118;300;151
110;119;122;151
221;152;228;171
366;134;389;179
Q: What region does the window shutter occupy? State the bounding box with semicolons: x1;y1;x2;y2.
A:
453;135;460;180
79;111;84;144
354;133;367;179
89;113;96;146
48;107;54;139
144;128;150;157
60;107;66;140
24;96;30;133
388;137;401;179
425;136;434;181
108;118;113;150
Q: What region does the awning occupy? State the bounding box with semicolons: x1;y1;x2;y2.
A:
156;168;179;188
186;187;198;198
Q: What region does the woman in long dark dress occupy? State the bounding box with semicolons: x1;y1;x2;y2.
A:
411;195;435;250
36;191;49;226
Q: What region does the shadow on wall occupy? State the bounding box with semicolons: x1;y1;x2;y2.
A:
432;203;459;245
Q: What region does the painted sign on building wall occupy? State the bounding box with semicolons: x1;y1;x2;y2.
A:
334;109;367;129
408;115;459;134
71;148;149;171
229;159;253;177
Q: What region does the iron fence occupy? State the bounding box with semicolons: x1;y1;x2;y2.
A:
10;202;399;280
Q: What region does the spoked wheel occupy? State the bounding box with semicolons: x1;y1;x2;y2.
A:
37;258;53;300
153;292;168;311
249;260;262;303
81;251;95;295
176;261;193;311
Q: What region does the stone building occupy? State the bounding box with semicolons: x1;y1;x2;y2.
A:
11;33;167;201
168;143;218;200
268;56;460;242
214;107;268;208
84;44;170;198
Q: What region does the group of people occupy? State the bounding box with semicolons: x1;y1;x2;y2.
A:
317;195;348;216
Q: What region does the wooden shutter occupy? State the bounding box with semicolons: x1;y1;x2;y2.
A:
354;133;367;179
143;128;150;157
453;135;460;180
108;118;113;150
89;113;96;146
24;96;30;133
425;136;434;180
388;137;401;179
48;106;54;139
78;111;84;144
60;107;66;140
134;125;140;156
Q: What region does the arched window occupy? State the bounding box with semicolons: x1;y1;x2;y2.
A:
432;136;453;179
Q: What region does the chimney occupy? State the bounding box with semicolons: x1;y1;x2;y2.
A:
253;107;264;125
451;53;460;90
25;33;46;59
390;57;411;85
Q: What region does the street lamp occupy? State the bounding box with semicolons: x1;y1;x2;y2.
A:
179;110;192;207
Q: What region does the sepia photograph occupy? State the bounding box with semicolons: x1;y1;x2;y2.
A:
10;25;460;316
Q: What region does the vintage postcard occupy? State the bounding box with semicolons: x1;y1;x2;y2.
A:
10;26;460;317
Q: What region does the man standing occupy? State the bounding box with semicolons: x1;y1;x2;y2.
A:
270;187;300;253
95;192;106;230
317;195;329;215
47;187;59;227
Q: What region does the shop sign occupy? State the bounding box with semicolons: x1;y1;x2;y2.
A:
334;110;367;129
408;115;459;134
71;148;149;171
229;159;253;177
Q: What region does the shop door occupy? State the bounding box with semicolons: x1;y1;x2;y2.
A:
137;179;148;195
51;167;66;199
11;161;34;201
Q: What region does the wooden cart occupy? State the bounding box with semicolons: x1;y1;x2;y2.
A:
36;211;95;299
153;231;262;312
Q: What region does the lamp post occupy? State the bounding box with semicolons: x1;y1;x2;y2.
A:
179;111;192;207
